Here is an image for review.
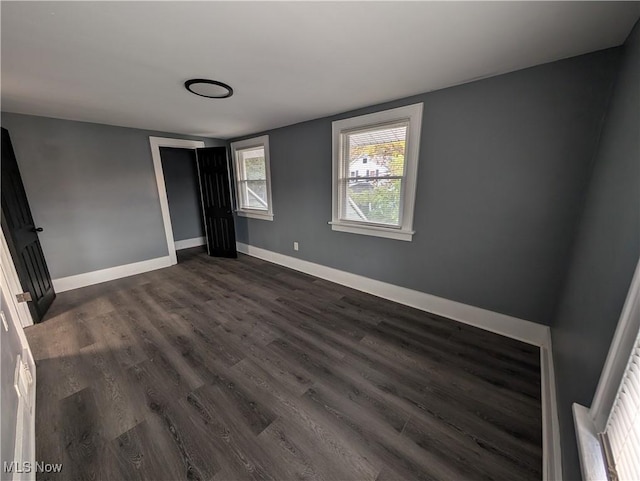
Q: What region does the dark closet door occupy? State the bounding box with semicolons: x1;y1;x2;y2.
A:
1;128;55;322
196;147;237;258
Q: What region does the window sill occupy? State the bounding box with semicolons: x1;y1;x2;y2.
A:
573;403;608;481
329;221;414;241
237;210;274;221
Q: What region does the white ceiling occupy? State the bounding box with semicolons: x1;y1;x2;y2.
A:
2;2;638;139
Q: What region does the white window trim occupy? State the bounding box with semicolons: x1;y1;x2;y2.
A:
330;103;423;242
573;257;640;480
230;135;274;221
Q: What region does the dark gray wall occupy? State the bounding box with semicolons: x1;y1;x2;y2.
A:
552;22;640;481
160;147;204;242
0;112;222;279
232;49;620;325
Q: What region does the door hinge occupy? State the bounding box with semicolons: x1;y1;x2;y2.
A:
15;292;32;303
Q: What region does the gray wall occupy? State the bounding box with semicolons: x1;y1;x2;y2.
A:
0;113;222;279
160;147;204;242
552;22;640;481
232;49;620;325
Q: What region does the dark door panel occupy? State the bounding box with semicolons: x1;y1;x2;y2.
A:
1;128;55;322
196;147;237;258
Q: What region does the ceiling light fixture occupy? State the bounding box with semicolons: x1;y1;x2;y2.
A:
184;79;233;99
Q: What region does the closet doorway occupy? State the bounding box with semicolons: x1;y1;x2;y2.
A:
149;137;237;264
149;137;205;264
160;147;206;256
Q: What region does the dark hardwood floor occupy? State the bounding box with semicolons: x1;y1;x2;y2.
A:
25;247;542;481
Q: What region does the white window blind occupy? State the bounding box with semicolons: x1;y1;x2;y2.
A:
605;332;640;481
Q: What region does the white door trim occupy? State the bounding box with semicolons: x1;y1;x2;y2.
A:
1;230;33;328
149;136;206;265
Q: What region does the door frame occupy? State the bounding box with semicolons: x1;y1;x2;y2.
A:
1;230;33;328
149;137;206;265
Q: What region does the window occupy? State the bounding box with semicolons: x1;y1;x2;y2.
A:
574;260;640;481
230;135;273;221
331;103;423;241
602;330;640;480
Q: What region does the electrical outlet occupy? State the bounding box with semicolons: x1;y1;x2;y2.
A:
293;242;299;251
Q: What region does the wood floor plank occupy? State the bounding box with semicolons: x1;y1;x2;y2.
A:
256;418;341;481
401;415;538;481
301;384;467;481
82;311;147;370
58;387;112;481
359;334;541;410
231;349;314;398
343;337;542;439
185;383;284;481
26;248;542;481
110;419;187;481
78;341;146;440
226;360;379;480
337;344;543;471
106;289;207;391
368;320;541;398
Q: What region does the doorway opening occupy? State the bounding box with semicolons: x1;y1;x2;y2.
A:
150;137;238;263
149;137;206;264
160;146;207;260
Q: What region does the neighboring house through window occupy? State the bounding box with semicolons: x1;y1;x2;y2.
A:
330;103;423;241
230;135;274;221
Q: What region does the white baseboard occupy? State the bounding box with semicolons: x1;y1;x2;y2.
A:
236;241;561;479
174;236;206;250
52;255;174;292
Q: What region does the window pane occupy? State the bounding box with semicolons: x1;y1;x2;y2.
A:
344;178;402;226
239;180;268;210
240;147;266;180
347;124;407;179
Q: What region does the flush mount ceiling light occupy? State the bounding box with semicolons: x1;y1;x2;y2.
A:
184;79;233;99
